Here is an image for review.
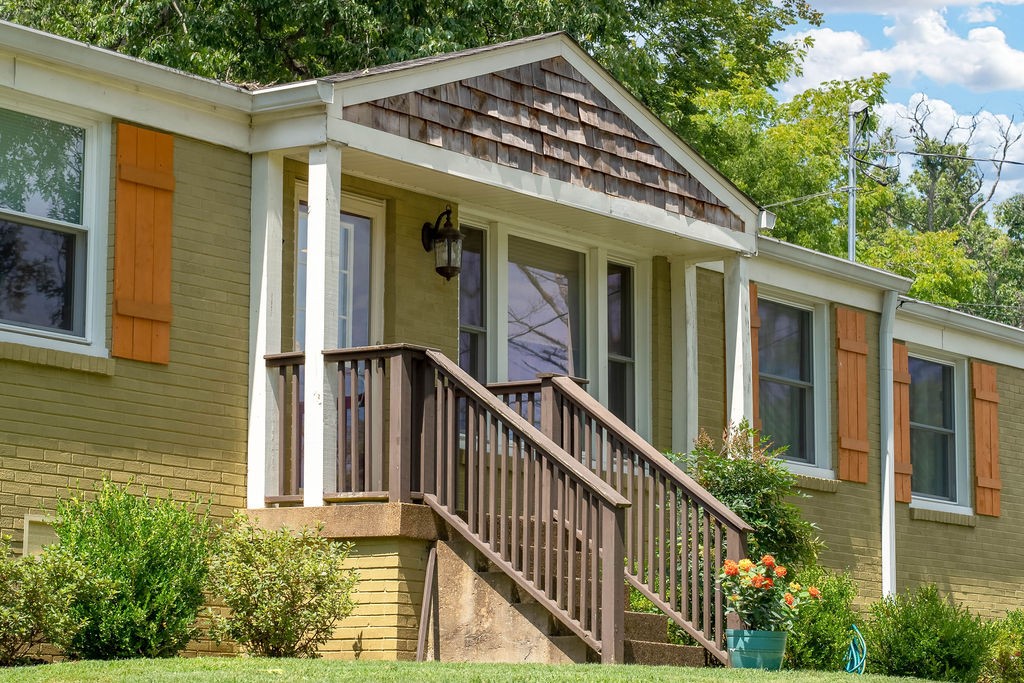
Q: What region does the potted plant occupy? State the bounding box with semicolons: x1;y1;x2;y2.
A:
720;555;820;669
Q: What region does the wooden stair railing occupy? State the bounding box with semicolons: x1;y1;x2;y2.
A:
265;345;631;663
418;349;630;663
491;376;752;665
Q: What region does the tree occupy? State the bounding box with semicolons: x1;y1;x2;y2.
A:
0;0;820;127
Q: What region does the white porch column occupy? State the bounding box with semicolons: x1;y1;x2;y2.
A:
303;143;343;507
247;151;284;509
670;258;700;453
724;255;754;427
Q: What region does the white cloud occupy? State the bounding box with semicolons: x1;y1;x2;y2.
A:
813;0;1024;13
783;10;1024;95
874;95;1024;204
963;5;999;22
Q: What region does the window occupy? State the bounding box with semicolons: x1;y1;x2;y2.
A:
459;227;486;382
0;106;91;339
757;295;829;473
908;355;968;507
506;236;584;380
607;262;635;426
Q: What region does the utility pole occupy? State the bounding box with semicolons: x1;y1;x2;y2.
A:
848;100;869;261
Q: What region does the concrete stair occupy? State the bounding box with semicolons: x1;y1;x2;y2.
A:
622;611;706;667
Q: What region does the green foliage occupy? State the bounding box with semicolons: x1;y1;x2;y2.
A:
207;513;358;658
865;584;993;682
980;610;1024;683
858;228;985;307
0;537;104;665
53;479;214;660
784;565;860;671
676;421;822;571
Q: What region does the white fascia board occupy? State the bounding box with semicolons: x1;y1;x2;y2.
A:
251;80;333;113
330;119;755;254
895;299;1024;369
0;21;250;109
334;39;565;108
756;236;912;293
250;110;329;153
2;53;251;150
556;41;761;232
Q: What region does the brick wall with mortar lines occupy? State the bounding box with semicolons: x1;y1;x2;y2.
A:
791;306;883;607
649;257;673;451
0;130;250;553
894;361;1024;619
696;268;726;442
324;537;430;660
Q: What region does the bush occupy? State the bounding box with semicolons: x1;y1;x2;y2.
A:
784;565;860;670
53;479;214;659
207;513;358;658
865;584;993;682
676;421;822;570
980;610;1024;683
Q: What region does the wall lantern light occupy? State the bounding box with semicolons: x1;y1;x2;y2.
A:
421;205;462;281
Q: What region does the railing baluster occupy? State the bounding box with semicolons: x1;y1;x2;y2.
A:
702;509;711;639
511;434;521;570
579;489;589;631
657;473;666;602
669;485;678;612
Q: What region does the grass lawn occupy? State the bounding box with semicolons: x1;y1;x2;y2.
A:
0;658;932;683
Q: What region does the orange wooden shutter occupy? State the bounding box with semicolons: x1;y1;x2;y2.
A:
892;342;912;502
113;123;175;364
836;307;869;483
750;283;761;431
972;361;1001;517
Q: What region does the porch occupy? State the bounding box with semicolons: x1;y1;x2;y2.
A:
249;342;750;664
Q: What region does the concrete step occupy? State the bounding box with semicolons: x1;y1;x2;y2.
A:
624;639;705;667
623;611;669;644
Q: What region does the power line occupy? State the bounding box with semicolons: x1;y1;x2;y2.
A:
885;149;1024;167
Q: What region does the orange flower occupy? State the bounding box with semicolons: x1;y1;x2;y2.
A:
724;560;739;576
750;575;764;589
738;559;754;572
761;554;776;569
763;578;774;589
784;592;795;607
808;586;821;599
774;566;787;578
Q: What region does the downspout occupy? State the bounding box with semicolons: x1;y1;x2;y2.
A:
879;290;898;597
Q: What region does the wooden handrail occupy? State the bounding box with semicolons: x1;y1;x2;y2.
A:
426;350;629;510
549;376;752;533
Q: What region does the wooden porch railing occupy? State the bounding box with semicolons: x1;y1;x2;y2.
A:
264;345;630;663
491;376;752;664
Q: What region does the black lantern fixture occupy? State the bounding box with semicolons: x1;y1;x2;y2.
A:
421;205;463;281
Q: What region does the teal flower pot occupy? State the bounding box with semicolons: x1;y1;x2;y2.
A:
726;629;787;670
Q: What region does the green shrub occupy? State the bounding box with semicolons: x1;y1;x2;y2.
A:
53;479;214;659
207;513;359;658
980;610;1024;683
675;421;822;570
865;584;993;682
784;565;860;670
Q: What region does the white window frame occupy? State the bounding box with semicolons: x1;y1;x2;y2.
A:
459;208;652;438
906;348;971;515
0;93;110;357
293;183;385;348
756;288;832;479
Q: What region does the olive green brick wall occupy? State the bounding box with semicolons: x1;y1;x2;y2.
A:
0;131;250;552
649;256;673;451
894;362;1024;619
793;307;883;607
325;537;430;661
696;268;725;440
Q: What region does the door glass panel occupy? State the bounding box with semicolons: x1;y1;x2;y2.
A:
459;227;486;382
607;263;634;425
295;202;373;350
507;236;584;380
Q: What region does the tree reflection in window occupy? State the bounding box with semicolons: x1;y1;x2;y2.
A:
0;220;75;331
507;237;584;380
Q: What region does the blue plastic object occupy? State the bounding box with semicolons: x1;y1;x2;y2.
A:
844;624;867;674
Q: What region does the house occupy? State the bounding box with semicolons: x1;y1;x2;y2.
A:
1;19;1021;665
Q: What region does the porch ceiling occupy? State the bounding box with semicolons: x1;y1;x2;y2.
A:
332;145;753;261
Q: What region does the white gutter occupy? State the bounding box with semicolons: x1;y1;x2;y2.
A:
879;289;898;597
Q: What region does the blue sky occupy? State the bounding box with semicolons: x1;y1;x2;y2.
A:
780;1;1024;200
